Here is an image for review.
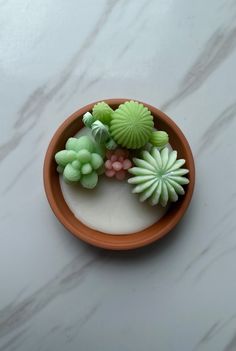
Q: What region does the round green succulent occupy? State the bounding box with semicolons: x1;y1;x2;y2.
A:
92;102;113;125
128;147;189;206
110;101;154;149
150;131;169;148
55;135;104;189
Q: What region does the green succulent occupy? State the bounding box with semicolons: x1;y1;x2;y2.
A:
149;131;169;148
105;137;118;150
55;135;104;189
65;135;94;153
128;147;189;206
91;120;110;144
82;112;96;128
92;102;113;125
110;101;154;149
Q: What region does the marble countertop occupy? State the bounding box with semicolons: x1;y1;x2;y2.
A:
1;1;236;350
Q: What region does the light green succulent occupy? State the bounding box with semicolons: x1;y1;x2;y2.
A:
82;112;96;128
91;120;110;144
92;101;113;125
128;147;189;206
55;135;104;189
105;137;118;150
149;131;169;148
82;107;112;148
110;101;154;149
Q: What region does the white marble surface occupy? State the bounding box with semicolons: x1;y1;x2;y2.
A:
0;0;236;350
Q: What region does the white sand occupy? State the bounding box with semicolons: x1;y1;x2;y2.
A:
59;128;168;235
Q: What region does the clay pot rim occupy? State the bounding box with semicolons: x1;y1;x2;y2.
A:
43;98;195;250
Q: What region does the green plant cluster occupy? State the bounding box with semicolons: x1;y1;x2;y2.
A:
55;136;104;189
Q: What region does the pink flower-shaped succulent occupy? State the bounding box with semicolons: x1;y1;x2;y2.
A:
105;149;132;180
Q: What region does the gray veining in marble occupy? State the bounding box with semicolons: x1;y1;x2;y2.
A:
197;102;236;155
224;333;236;351
1;0;236;350
0;254;105;339
162;26;236;110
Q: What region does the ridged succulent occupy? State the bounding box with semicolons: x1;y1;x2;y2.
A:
128;147;189;206
105;137;118;150
110;101;154;149
92;102;113;125
150;131;169;148
55;136;104;189
82;112;96;128
91;120;110;144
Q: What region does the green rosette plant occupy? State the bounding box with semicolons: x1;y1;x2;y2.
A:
128;147;189;206
55;135;104;189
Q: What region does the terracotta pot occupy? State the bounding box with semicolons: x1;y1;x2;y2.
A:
43;99;195;250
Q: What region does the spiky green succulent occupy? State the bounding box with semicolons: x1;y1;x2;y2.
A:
110;101;154;149
92;102;113;125
55;135;104;189
128;147;189;206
